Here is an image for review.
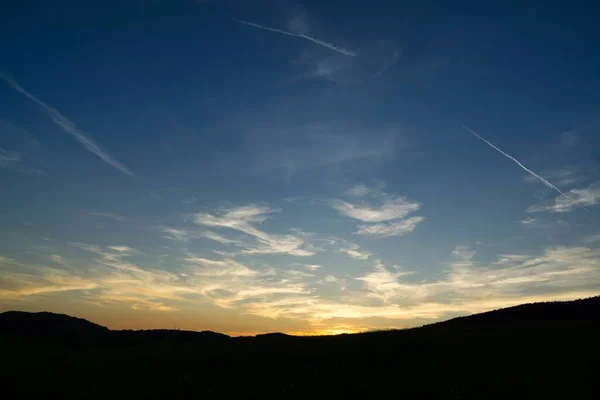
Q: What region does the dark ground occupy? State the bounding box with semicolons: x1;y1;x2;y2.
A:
2;297;599;399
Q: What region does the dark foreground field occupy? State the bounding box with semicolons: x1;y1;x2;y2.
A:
2;297;600;399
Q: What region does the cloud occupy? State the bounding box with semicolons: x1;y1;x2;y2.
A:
1;75;134;177
584;235;600;244
200;230;242;245
247;124;395;181
356;217;424;237
332;197;420;222
520;217;537;225
0;149;20;162
300;264;321;271
159;226;241;245
68;243;198;311
235;19;356;57
3;238;600;333
87;211;127;221
355;260;414;303
320;47;401;84
160;227;194;242
331;184;424;237
462;125;587;211
227;244;600;328
63;210;128;222
296;40;400;85
193;205;314;256
344;184;372;197
562;130;579;147
0;256;97;298
0;147;45;176
107;246;132;253
348;245;600;316
50;254;75;270
338;243;371;260
523;166;582;187
182;197;197;205
285;269;316;279
184;253;312;309
528;183;600;213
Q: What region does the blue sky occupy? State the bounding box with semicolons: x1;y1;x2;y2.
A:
1;0;599;334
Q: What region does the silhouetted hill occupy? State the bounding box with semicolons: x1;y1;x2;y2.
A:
108;328;231;347
0;311;109;338
434;296;600;325
3;297;598;342
2;296;599;399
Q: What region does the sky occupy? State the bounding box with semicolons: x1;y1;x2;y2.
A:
1;0;600;335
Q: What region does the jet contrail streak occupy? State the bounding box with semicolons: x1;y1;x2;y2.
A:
1;74;134;177
462;125;589;212
235;19;356;57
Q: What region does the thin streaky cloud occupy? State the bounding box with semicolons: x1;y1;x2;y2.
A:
1;75;134;177
462;125;589;212
527;184;600;213
234;19;356;57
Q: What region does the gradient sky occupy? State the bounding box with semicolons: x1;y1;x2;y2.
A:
1;0;600;335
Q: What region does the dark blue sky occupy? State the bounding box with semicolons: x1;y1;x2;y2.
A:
1;0;599;334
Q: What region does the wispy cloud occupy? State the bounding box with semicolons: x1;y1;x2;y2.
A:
301;264;321;271
182;197;197;205
349;245;600;314
356;217;424;237
159;226;242;245
0;148;45;176
235;19;356;57
520;216;537;225
584;235;600;244
338;242;371;260
319;47;401;84
184;253;312;309
355;260;414;303
3;239;599;333
200;230;242;245
248;124;395;181
68;243;197;311
0;256;97;299
107;246;133;253
523;166;582;187
331;184;424;237
344;184;372;197
51;254;75;270
0;148;20;162
528;183;600;213
237;243;600;327
462;125;587;212
1;75;134;177
193;205;314;256
332;197;419;222
85;211;127;221
160;227;194;242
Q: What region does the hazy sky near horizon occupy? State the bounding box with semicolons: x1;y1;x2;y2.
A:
1;0;600;335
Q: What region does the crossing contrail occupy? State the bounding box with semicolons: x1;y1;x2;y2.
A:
462;125;589;212
1;74;134;177
234;19;356;57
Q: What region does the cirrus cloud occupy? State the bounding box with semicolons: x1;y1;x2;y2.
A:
330;183;424;237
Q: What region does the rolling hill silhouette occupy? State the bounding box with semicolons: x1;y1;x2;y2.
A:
0;310;109;336
2;296;599;399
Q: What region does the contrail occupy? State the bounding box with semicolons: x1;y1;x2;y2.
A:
462;125;589;212
1;74;134;177
234;19;356;57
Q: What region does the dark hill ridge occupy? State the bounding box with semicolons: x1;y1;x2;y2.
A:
2;296;599;399
2;296;599;340
436;296;600;325
0;310;109;336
